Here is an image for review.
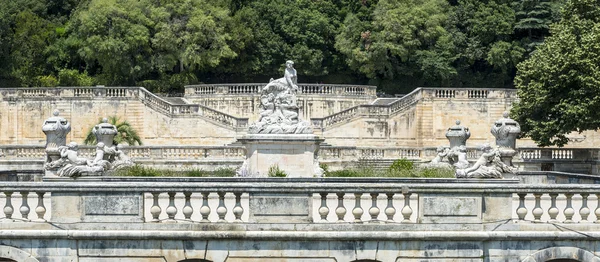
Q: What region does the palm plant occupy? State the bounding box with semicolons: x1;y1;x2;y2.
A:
84;116;142;146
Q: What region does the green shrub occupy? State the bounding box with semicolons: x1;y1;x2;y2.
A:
114;166;237;177
37;75;58;87
114;165;162;177
58;69;94;86
415;167;455;178
267;165;287;177
389;159;414;172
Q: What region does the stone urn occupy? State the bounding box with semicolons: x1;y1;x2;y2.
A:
490;112;521;166
93;117;118;148
445;120;470;149
42;110;71;163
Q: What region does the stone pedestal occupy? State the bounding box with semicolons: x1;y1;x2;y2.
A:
238;134;323;177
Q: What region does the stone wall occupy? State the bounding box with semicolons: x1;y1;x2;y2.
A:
1;179;600;261
0;87;242;146
1;86;598;148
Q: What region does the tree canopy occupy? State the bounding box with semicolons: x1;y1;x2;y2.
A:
0;0;563;94
511;0;600;147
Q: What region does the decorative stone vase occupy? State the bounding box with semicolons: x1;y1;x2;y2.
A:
93;118;118;148
42;110;71;163
445;120;470;149
490;112;521;166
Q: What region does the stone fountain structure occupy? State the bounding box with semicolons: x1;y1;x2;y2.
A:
43;115;133;177
444;120;470;169
490;112;522;166
42;110;71;176
422;117;521;179
237;61;323;177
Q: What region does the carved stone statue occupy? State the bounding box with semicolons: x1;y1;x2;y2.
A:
446;145;470;169
490;112;521;166
422;146;453;169
455;144;515;178
45;142;106;177
248;60;312;134
43;116;133;177
42;110;71;164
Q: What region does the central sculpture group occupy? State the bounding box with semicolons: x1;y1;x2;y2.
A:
248;60;312;134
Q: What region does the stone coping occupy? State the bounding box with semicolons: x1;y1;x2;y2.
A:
0;229;597;241
10;180;600;194
41;177;519;184
238;134;324;142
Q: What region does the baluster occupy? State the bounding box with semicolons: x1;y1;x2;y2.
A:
233;192;244;222
150;192;161;222
369;193;380;222
401;192;413;223
352;193;363;223
385;193;396;222
580;193;590;222
564;193;575;223
319;193;329;222
516;193;528;221
166;192;178;223
35;192;46;222
200;192;211;222
532;193;543;222
596;193;600;223
20;192;30;221
548;193;559;222
3;192;13;221
183;192;193;221
217;192;227;222
335;193;346;222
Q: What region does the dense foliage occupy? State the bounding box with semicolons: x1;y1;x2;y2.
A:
511;0;600;147
0;0;562;94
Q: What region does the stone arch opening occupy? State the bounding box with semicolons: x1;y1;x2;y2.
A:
0;245;38;262
522;246;600;262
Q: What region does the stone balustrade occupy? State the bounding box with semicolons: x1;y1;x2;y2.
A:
184;83;377;97
421;87;517;99
311;87;515;130
3;180;600;225
138;87;247;130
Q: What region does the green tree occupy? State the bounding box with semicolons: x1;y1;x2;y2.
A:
337;0;457;93
215;0;347;82
69;0;154;85
84;116;142;146
511;0;600;147
149;0;236;74
514;0;555;52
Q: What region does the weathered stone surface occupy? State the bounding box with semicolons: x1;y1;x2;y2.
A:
249;193;312;223
237;134;323;177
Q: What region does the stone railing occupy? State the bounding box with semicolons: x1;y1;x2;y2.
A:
0;145;246;160
2;180;600;225
3;86;139;99
319;146;482;161
184;83;377;97
311;87;512;130
0;87;247;131
421;87;518;99
2;145;595;163
519;147;596;161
